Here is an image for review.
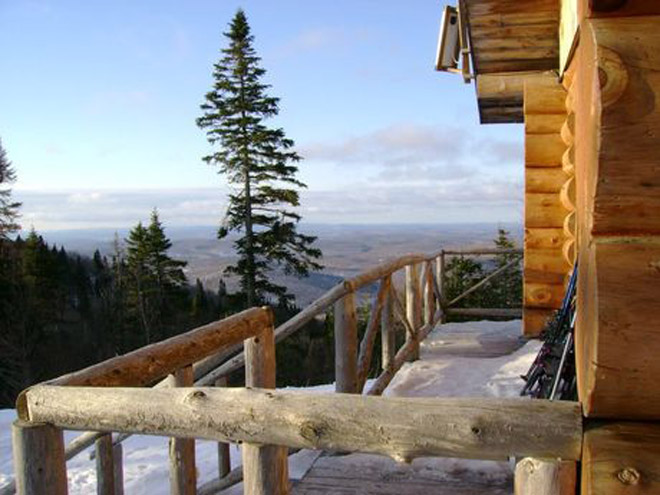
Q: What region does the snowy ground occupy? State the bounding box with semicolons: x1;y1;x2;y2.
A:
0;320;540;494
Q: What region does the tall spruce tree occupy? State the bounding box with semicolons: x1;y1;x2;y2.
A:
125;210;188;344
0;139;21;239
197;9;322;307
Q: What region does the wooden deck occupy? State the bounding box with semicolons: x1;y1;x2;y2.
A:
291;320;523;494
292;453;512;495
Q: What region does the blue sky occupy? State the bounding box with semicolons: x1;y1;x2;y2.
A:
0;0;523;230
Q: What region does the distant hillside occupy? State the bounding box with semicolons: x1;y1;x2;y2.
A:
32;223;522;307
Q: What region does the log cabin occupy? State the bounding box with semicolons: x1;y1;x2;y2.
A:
438;0;660;493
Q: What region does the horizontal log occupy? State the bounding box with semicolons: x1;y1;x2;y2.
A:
526;134;566;167
526;193;569;228
445;308;523;318
525;228;565;250
271;283;348;345
526;167;570;194
525;283;565;309
525;248;571;285
582;421;660;495
53;307;270;388
347;253;432;291
448;256;522;307
22;385;583;462
526;114;567;135
524;77;566;115
523;307;555;337
442;249;523;256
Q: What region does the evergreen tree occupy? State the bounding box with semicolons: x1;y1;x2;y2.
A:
489;228;522;308
0;141;21;240
125;211;188;343
0;139;20;238
197;9;322;307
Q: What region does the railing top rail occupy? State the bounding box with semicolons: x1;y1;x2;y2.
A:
442;248;523;256
48;307;271;389
20;385;583;462
274;251;444;344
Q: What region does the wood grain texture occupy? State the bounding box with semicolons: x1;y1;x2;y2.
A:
334;292;358;394
526;167;569;193
523;307;555;337
465;0;559;121
23;386;584;462
96;434;122;495
574;17;660;420
526;134;567;167
525;282;565;309
515;458;576;495
525;228;565;250
12;420;67;495
582;421;660;495
581;239;660;419
585;0;660;17
169;366;196;495
525;248;571;285
243;322;289;495
405;264;422;362
526;193;569;228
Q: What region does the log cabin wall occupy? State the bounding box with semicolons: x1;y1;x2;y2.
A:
522;75;572;336
571;3;660;421
568;2;660;493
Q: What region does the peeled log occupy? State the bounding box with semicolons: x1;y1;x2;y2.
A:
524;78;567;115
22;386;583;462
525;228;565;250
523;307;555;337
526;114;566;134
562;146;575;175
526;168;569;194
560;176;576;211
515;458;577;495
525;134;567;167
526;193;569;228
525;283;565;309
525;248;571;285
563;212;576;239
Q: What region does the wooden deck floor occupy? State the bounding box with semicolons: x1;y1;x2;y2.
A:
291;320;524;495
292;453;512;495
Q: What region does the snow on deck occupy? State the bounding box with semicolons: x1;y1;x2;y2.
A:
0;320;541;494
293;319;541;494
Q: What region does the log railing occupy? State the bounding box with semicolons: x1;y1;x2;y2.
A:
6;248;529;495
439;248;523;319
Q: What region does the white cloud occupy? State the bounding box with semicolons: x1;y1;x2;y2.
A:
13;180;522;232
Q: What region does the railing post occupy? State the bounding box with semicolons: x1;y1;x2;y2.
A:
112;444;124;495
169;365;196;495
214;377;231;479
243;309;289;495
334;291;358;393
514;458;577;494
423;261;435;326
96;434;124;495
439;251;447;323
405;263;422;361
380;276;395;372
12;420;68;495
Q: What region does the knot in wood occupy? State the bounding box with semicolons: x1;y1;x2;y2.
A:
299;421;326;444
185;390;207;403
617;467;640;485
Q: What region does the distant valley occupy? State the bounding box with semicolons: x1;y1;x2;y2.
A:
39;223;523;306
